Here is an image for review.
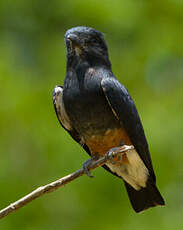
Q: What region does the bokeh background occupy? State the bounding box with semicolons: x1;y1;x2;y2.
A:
0;0;183;229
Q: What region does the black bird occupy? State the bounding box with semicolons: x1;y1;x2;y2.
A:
53;26;165;212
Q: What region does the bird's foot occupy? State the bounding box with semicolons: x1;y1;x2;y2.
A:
106;145;133;165
82;155;99;178
106;147;121;164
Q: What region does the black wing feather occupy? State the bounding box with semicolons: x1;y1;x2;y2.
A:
101;77;155;181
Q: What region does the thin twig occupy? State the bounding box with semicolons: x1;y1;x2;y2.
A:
0;145;134;220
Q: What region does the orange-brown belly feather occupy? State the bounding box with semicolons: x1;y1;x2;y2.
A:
85;128;132;157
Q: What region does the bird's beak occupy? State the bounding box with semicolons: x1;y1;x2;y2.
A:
66;34;82;55
66;34;80;48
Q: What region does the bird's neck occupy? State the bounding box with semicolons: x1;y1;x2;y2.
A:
66;53;111;71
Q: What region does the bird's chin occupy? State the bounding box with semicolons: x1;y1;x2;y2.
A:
74;46;82;56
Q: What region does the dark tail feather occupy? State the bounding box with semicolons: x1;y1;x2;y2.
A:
124;179;165;213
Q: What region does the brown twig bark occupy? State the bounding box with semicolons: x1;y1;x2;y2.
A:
0;145;134;220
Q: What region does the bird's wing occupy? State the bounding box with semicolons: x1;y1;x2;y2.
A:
52;86;91;154
101;77;156;181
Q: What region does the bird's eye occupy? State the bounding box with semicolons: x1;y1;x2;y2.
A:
87;37;99;45
91;38;98;43
91;38;96;42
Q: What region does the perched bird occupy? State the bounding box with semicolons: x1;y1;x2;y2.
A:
53;26;165;212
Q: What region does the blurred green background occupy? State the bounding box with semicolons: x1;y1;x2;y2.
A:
0;0;183;229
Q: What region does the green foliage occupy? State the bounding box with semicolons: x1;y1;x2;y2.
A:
0;0;183;229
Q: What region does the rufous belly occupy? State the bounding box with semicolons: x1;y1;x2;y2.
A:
85;128;149;190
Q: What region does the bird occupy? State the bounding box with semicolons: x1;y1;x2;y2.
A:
52;26;165;213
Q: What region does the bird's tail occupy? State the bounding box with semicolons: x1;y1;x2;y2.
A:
124;179;165;213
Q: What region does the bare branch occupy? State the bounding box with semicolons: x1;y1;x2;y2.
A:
0;145;134;220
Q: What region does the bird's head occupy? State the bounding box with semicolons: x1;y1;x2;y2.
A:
65;26;110;67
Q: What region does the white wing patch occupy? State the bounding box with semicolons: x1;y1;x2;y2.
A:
53;86;72;131
107;148;149;190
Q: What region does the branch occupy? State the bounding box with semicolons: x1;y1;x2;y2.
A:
0;145;134;220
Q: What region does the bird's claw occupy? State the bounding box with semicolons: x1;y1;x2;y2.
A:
106;145;133;165
82;159;94;178
106;147;119;164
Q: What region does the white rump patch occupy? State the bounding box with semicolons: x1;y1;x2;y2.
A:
107;148;149;190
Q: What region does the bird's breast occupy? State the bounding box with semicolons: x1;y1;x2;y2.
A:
63;73;120;137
